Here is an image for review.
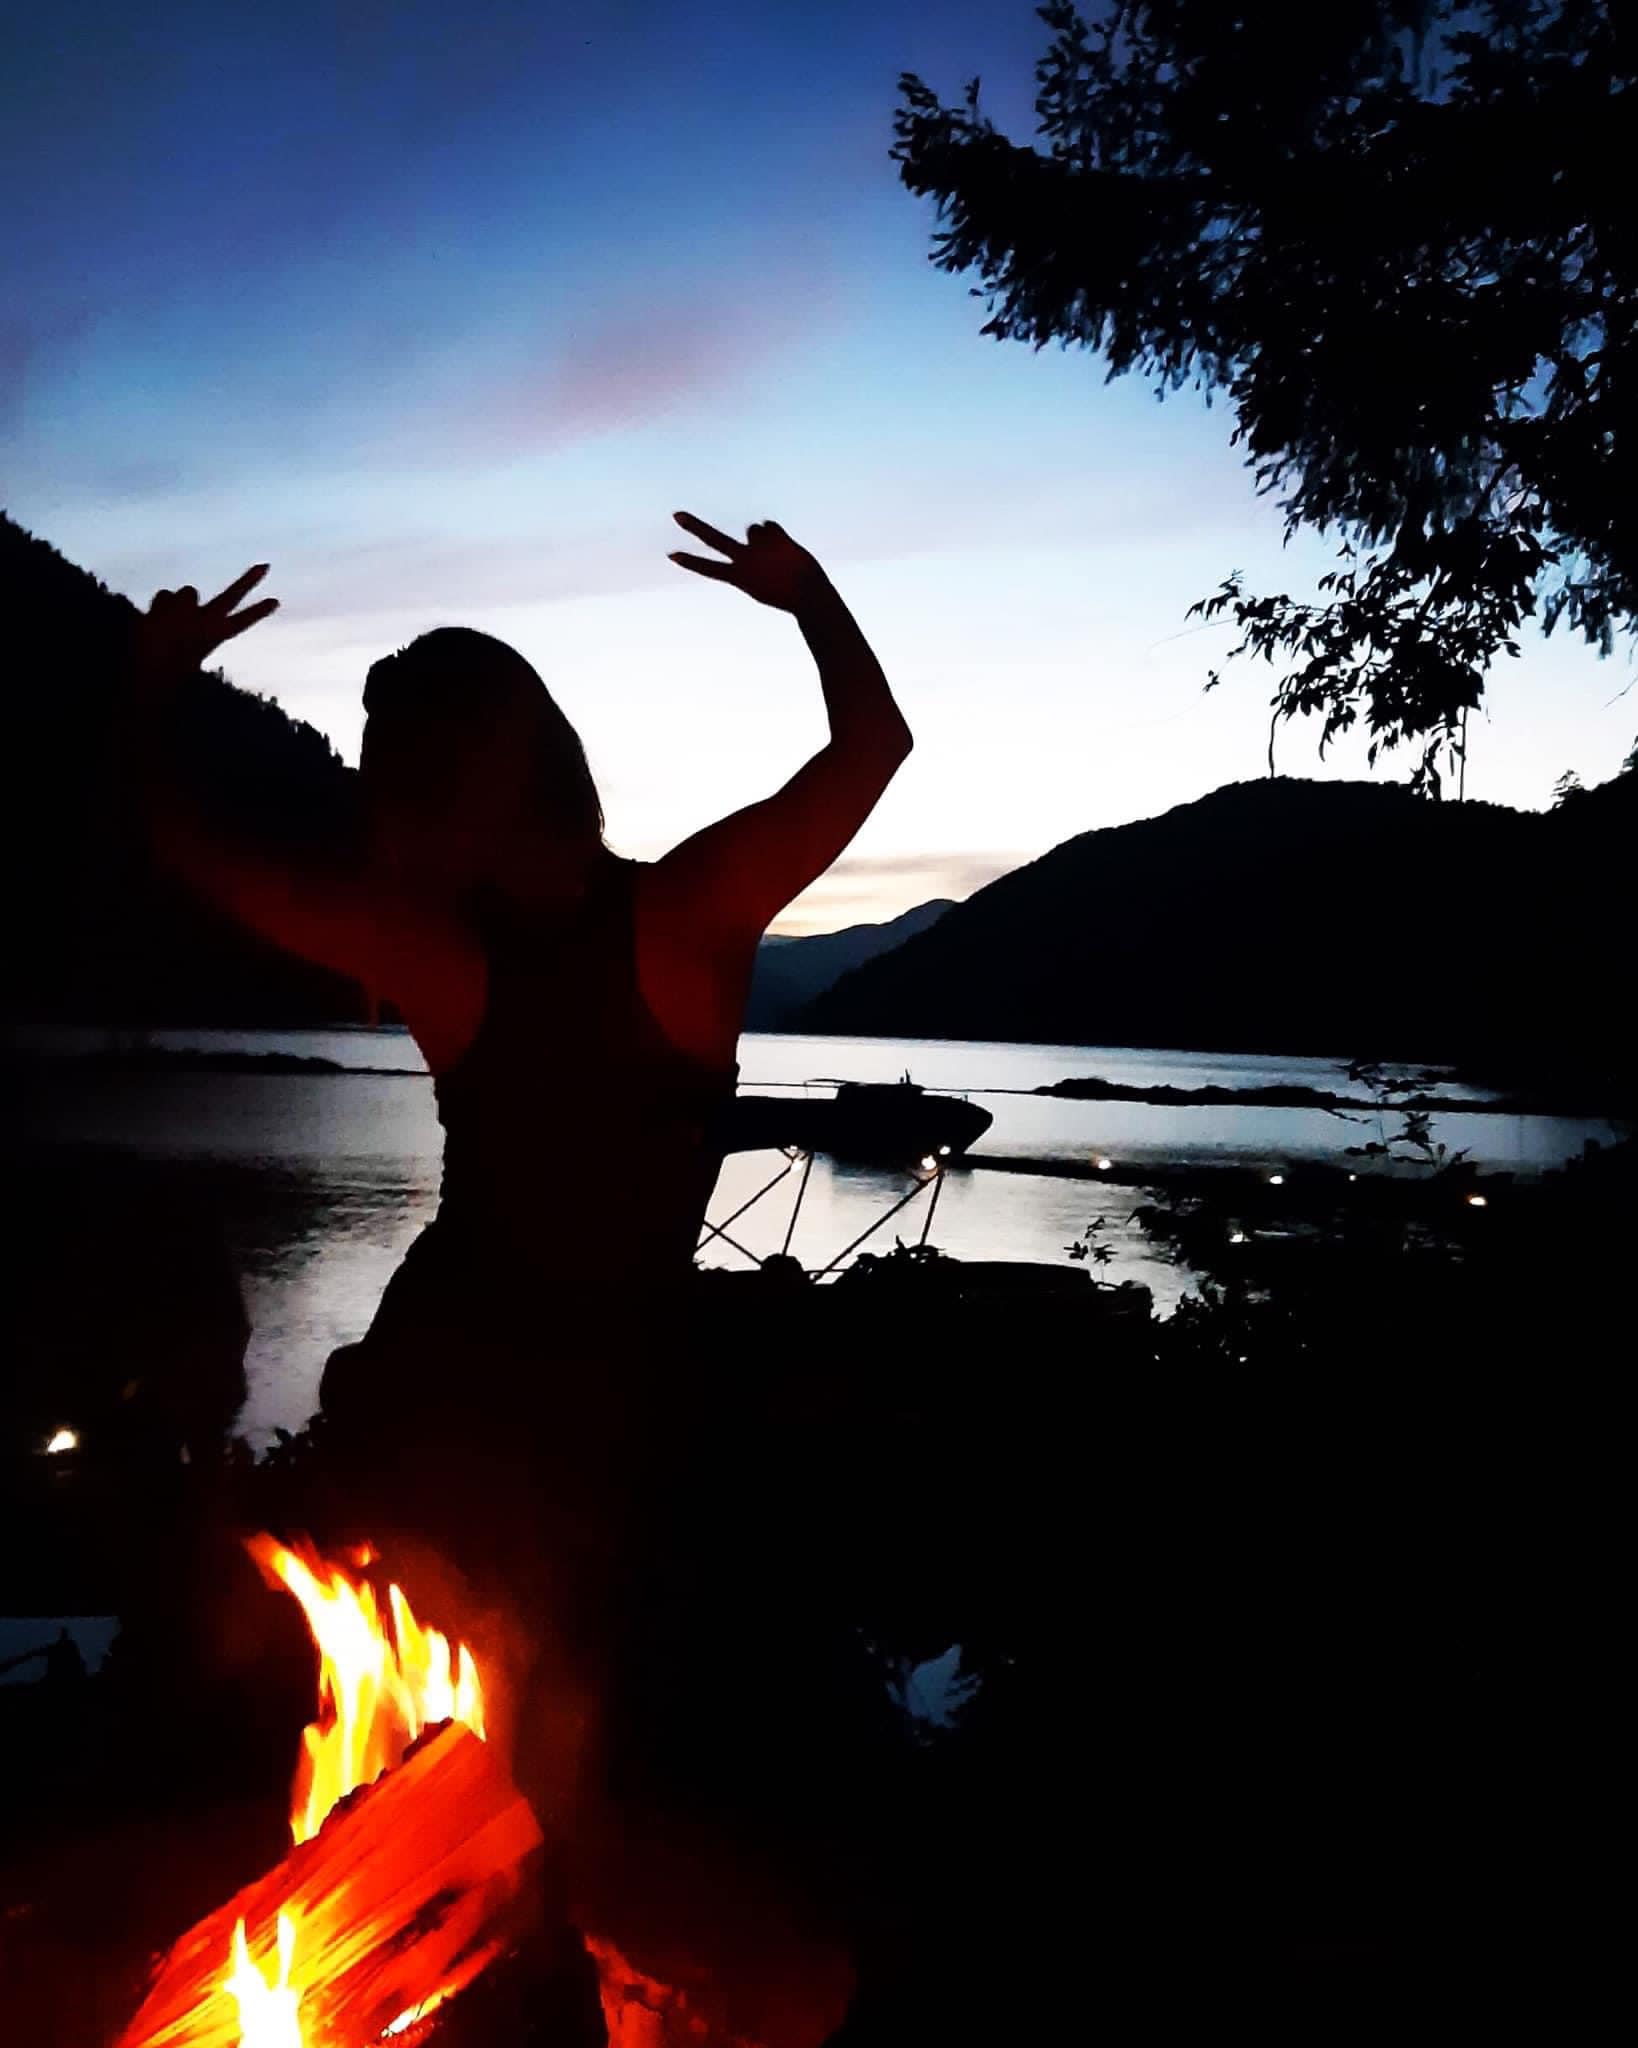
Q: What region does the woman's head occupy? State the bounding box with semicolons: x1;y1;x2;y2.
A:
360;628;602;887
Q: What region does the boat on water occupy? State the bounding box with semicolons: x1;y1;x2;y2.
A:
725;1075;992;1164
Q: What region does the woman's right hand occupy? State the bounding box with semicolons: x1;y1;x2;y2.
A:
668;513;834;615
128;564;280;692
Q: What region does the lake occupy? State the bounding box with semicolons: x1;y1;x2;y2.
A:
12;1026;1617;1448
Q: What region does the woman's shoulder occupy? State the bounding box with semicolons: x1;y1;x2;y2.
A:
627;855;750;1075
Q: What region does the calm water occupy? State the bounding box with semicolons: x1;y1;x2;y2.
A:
15;1027;1617;1447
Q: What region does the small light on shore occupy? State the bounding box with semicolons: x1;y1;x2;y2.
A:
1268;1173;1285;1187
1348;1173;1358;1183
938;1144;951;1157
1466;1193;1488;1208
45;1427;78;1454
1096;1157;1113;1171
919;1154;938;1172
1229;1230;1247;1244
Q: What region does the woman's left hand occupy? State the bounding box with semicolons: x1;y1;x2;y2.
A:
668;512;833;615
128;565;279;691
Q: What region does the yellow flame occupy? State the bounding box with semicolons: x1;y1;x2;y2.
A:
224;1914;302;2048
246;1537;485;1845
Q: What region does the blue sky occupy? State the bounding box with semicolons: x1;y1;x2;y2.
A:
5;0;1632;931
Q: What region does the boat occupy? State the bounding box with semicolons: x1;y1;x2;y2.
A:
724;1075;992;1164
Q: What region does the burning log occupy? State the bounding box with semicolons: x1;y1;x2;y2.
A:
115;1721;543;2048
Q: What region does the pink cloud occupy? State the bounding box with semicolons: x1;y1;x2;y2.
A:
466;267;835;453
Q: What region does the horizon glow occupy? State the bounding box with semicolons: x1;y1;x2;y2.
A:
5;2;1632;935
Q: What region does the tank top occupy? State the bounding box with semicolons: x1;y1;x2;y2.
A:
370;852;739;1359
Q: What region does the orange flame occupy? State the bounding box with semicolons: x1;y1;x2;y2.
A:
117;1539;540;2048
224;1914;303;2048
246;1536;485;1845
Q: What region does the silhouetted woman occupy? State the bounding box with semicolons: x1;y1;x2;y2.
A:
127;515;908;1426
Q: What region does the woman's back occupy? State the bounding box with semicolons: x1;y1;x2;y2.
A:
436;854;737;1289
367;853;737;1370
317;856;737;1499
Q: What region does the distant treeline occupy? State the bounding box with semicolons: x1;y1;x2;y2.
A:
3;511;362;1027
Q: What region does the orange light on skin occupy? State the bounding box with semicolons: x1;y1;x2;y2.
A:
225;1914;302;2048
245;1536;485;1846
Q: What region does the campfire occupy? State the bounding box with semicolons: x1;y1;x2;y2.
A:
116;1536;543;2048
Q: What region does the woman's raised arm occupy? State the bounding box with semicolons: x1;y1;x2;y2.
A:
120;567;461;1000
652;513;912;945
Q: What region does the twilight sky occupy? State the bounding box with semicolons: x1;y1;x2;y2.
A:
5;1;1633;932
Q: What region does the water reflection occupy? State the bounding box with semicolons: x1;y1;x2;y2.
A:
698;1148;1184;1295
11;1027;1618;1446
230;1158;438;1443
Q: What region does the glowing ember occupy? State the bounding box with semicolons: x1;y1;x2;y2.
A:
379;1987;458;2039
224;1914;303;2048
246;1537;485;1845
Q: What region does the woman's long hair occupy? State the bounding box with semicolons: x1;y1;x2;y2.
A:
362;626;604;844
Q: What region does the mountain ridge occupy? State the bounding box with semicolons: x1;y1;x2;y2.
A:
3;509;362;1026
803;771;1632;1082
746;899;953;1029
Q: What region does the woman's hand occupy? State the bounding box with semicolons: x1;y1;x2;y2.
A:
128;564;280;691
668;513;834;615
653;505;910;959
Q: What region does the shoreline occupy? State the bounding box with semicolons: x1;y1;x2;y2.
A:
1032;1075;1629;1119
7;1042;1626;1121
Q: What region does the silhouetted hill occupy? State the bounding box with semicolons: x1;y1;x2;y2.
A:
2;510;362;1026
747;900;953;1030
803;774;1635;1085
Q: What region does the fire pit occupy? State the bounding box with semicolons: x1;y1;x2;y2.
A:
116;1537;541;2048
